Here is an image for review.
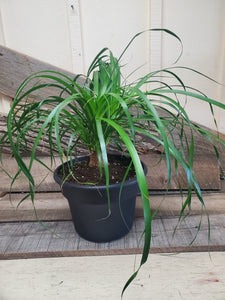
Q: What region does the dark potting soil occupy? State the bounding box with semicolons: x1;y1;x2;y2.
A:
58;156;136;185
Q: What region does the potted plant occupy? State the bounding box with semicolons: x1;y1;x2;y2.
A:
1;29;225;296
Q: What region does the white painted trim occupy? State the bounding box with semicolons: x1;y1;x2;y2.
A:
0;4;6;45
67;0;84;74
0;92;11;114
216;6;225;133
0;6;8;113
149;0;163;72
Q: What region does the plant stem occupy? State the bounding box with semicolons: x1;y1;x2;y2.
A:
89;151;99;167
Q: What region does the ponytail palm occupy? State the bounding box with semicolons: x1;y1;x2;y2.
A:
1;29;225;296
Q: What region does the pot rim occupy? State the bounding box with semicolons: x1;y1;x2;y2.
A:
53;154;147;190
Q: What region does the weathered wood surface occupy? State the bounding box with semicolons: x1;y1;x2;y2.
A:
140;152;221;190
0;214;225;260
0;45;224;192
0;112;90;155
0;156;62;193
0;153;221;193
0;45;83;100
0;192;71;222
1;191;225;222
0;46;85;154
1;252;225;300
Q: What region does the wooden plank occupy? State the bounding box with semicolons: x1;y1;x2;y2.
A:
0;153;221;194
0;46;224;193
140;152;221;190
0;215;225;260
137;192;225;217
1;252;225;299
1;245;225;260
0;156;62;193
1;191;225;223
0;45;83;99
0;192;71;222
0;112;89;155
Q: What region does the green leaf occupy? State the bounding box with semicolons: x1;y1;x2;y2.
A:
101;118;151;295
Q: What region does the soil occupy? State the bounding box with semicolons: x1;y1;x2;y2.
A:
58;155;136;185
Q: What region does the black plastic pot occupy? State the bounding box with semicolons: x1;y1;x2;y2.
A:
53;155;147;243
